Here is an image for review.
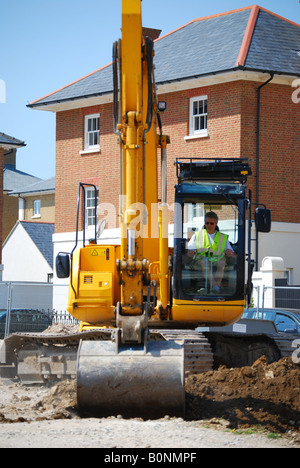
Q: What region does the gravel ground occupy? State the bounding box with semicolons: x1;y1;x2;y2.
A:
0;417;297;449
0;376;298;449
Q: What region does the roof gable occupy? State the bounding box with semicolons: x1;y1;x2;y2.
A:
28;5;300;110
20;221;54;268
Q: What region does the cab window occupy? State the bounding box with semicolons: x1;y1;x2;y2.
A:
181;201;238;297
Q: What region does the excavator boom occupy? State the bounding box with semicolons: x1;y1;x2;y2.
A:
76;0;185;418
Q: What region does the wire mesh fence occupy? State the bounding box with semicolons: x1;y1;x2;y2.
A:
1;281;299;339
0;282;78;339
262;286;300;312
0;310;79;339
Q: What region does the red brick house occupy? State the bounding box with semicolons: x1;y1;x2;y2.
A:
28;5;300;290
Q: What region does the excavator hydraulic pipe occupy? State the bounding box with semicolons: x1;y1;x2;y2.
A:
125;111;138;231
159;204;169;312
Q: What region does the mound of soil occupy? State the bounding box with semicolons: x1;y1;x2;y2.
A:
0;354;299;443
186;356;300;437
42;323;80;335
0;379;77;423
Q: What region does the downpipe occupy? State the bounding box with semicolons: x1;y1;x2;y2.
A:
255;73;274;269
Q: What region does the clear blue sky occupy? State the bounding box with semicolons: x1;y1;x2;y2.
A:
1;0;299;179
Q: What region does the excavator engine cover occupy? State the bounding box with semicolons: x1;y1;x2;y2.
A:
77;339;185;418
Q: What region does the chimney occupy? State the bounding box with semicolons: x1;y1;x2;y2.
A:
142;27;162;41
4;148;16;169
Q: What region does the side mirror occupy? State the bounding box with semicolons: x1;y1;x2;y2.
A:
255;208;272;233
56;253;70;279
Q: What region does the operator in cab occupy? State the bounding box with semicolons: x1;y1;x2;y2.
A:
187;211;235;293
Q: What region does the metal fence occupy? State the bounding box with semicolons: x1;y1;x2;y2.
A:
252;284;300;314
0;282;78;339
1;281;299;339
261;285;300;313
275;285;300;309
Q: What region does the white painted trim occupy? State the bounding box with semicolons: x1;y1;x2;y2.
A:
52;228;121;245
188;95;208;137
184;132;209;141
79;148;101;155
10;190;55;198
84;113;100;151
266;221;300;234
18;198;24;220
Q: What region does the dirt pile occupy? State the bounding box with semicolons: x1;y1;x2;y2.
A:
39;379;77;418
0;379;77;423
42;323;80;335
186;356;300;437
0;356;299;443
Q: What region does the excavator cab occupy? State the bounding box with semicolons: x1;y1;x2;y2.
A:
172;159;253;325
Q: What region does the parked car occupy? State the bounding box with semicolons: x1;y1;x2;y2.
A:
0;309;52;339
242;308;300;334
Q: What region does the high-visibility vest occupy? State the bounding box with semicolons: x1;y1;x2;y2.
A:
194;230;228;263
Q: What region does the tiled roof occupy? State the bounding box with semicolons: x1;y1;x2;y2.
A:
0;132;25;148
154;8;252;83
245;10;300;75
3;166;41;193
9;176;55;196
29;63;113;107
20;221;54;268
28;5;300;109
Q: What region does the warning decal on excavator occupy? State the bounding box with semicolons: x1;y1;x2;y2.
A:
91;248;107;257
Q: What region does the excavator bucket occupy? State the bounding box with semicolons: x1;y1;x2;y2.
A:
77;339;185;419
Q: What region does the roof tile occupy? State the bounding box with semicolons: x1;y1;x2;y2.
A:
28;6;300;109
21;221;54;269
245;10;300;74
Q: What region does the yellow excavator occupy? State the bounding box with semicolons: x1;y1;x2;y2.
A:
4;0;278;418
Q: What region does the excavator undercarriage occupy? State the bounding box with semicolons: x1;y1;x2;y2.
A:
3;326;297;417
3;327;213;417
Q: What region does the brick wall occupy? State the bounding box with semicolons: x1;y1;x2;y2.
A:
159;82;244;213
23;194;55;223
2;193;18;241
54;80;300;233
252;82;300;223
0;147;3;263
160;80;300;223
55;104;119;234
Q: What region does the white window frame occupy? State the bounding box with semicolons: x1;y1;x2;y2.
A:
32;199;41;219
186;95;208;139
84;114;100;151
18;198;25;220
85;187;99;229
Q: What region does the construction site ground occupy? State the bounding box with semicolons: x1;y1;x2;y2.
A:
0;355;299;448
